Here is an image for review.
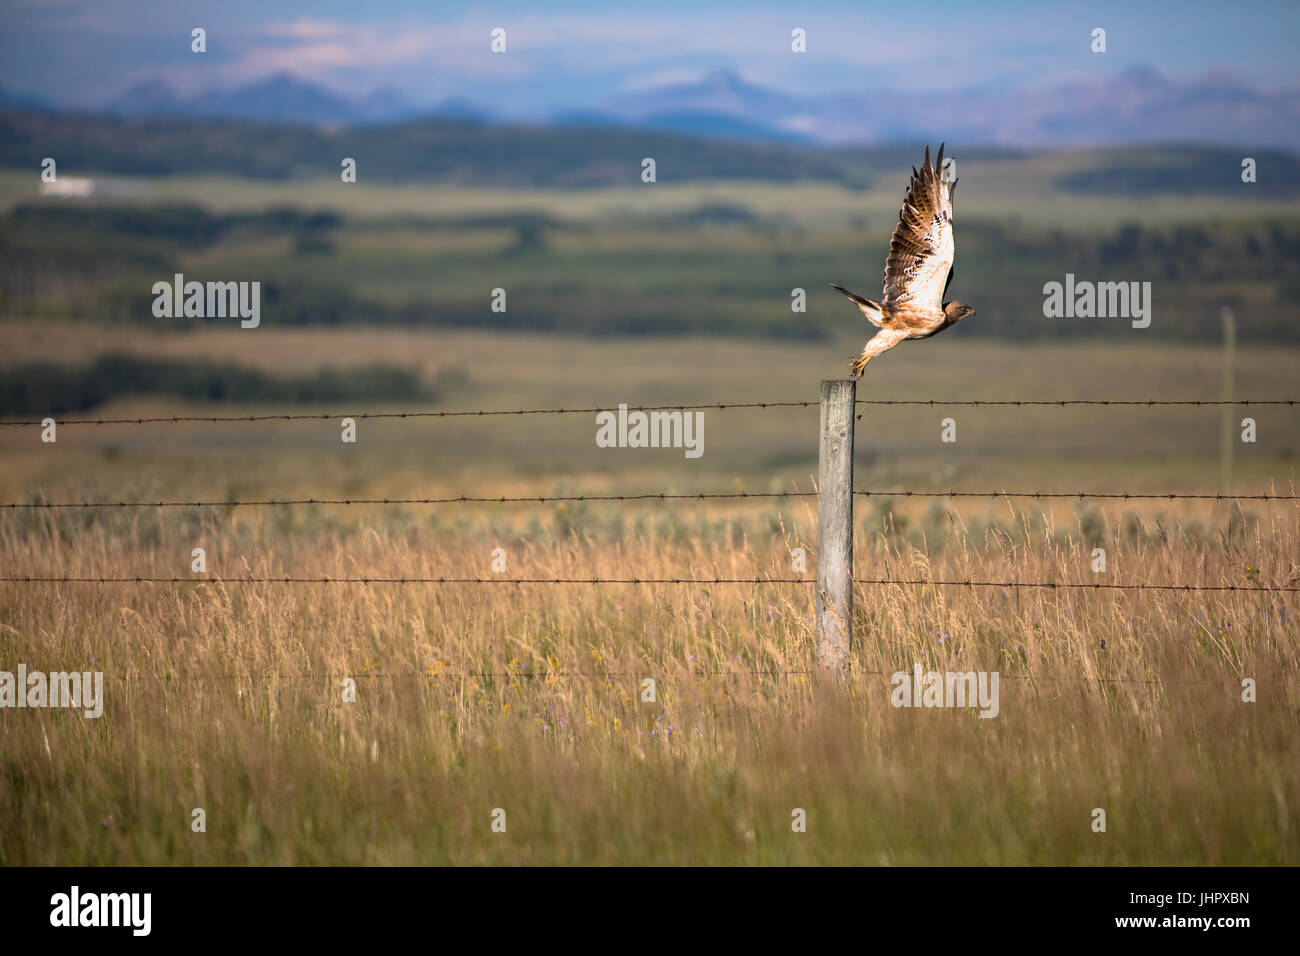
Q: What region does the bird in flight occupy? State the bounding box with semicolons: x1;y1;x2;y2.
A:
831;144;974;377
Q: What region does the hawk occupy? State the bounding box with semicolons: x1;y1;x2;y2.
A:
831;144;974;377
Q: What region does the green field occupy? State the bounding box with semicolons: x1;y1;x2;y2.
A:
3;147;1298;343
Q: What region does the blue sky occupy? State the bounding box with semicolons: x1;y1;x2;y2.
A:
2;0;1297;114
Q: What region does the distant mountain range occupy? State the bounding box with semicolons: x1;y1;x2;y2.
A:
98;73;490;126
4;65;1298;149
590;66;1300;150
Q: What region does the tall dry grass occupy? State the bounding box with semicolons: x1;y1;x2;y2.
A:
0;499;1295;864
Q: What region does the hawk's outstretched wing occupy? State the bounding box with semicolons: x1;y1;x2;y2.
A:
881;144;955;318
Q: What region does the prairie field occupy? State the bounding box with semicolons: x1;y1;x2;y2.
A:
0;490;1296;864
1;327;1297;864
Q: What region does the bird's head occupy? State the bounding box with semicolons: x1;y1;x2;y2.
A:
944;301;976;322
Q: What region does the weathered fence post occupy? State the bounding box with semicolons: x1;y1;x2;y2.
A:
1220;306;1236;494
816;379;855;674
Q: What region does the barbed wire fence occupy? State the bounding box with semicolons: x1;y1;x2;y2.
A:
3;392;1297;683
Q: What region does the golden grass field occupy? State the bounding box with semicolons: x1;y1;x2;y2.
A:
1;496;1296;864
1;325;1297;864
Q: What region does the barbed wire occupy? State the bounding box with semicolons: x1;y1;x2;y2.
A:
81;670;1231;687
854;490;1296;501
856;400;1298;406
1;397;1295;428
2;402;810;426
1;575;1295;591
4;489;1296;510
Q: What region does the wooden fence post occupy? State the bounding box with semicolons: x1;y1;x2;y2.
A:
1220;306;1236;494
816;379;855;674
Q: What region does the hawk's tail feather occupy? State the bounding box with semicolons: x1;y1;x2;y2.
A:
830;284;886;328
